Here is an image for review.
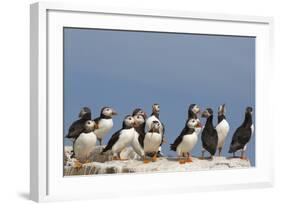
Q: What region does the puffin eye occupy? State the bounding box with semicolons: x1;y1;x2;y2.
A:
106;108;110;111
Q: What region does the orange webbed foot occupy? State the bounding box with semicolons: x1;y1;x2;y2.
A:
185;157;193;163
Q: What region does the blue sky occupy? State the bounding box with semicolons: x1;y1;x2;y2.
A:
63;28;255;165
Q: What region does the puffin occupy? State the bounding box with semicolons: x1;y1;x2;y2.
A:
94;107;117;145
187;104;202;135
65;107;92;140
145;104;165;157
73;120;98;168
143;121;163;163
131;114;146;158
102;115;135;160
215;104;230;156
228;106;254;160
201;108;218;159
170;118;200;164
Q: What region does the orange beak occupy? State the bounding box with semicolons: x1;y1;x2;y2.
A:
111;110;118;116
196;122;202;128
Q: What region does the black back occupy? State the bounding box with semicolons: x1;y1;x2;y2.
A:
201;115;218;155
65;118;86;140
218;115;226;124
228;112;253;153
102;129;121;153
102;118;133;153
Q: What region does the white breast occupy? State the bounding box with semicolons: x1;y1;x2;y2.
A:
74;132;97;162
143;132;162;153
216;119;230;148
131;131;145;157
176;132;198;156
112;128;135;154
94;119;113;140
251;124;254;135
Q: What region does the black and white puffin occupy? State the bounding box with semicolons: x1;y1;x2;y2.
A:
215;104;230;156
143;121;163;163
145;104;165;157
65;107;92;140
201;108;218;159
187;104;202;135
228;106;254;160
102;115;135;160
131;114;146;158
73;120;98;168
170;118;200;164
94;107;117;145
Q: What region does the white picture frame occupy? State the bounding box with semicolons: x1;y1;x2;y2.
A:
30;2;274;202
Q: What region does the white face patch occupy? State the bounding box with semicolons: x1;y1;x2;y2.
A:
102;107;112;116
134;115;145;125
192;105;200;114
125;116;135;127
187;119;197;128
153;104;160;112
84;120;95;131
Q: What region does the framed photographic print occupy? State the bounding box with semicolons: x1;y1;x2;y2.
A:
30;2;274;202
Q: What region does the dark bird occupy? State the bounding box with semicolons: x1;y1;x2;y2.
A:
228;107;254;160
201;108;218;159
65;107;92;140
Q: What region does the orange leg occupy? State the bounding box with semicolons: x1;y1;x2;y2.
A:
240;150;248;160
74;160;83;170
179;153;186;164
143;155;150;164
152;152;157;162
185;153;193;163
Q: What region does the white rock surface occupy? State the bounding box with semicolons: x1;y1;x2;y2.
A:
64;146;251;176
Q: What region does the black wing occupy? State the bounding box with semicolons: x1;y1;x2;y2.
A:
201;128;218;155
170;134;184;151
93;116;101;126
65;119;84;140
170;126;187;151
102;129;121;153
228;126;251;153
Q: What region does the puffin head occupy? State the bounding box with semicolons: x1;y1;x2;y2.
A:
201;108;213;118
151;120;161;132
133;114;145;128
218;104;226;116
189;104;200;115
101;107;118;117
84;120;98;132
246;106;253;114
79;107;91;119
152;103;160;113
123;115;135;128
